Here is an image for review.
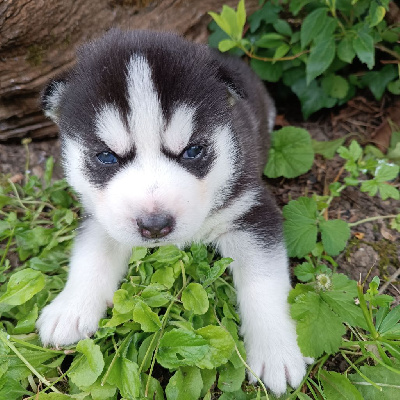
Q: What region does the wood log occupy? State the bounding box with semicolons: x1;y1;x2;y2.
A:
0;0;258;141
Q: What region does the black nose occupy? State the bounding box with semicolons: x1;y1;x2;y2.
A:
137;213;175;239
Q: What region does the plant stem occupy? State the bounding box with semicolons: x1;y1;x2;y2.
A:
143;280;189;397
240;46;309;62
213;308;269;398
0;228;14;269
357;282;379;340
348;214;398;227
8;179;27;210
340;351;382;391
0;331;61;393
8;335;66;354
375;44;400;61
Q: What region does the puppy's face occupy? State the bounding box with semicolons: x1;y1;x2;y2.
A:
43;31;241;246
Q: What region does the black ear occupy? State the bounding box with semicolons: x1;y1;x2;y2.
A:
215;60;247;106
41;75;69;123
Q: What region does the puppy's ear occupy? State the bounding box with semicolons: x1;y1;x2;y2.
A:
215;62;246;107
41;76;69;123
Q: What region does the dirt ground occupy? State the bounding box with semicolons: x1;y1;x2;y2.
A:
0;96;399;302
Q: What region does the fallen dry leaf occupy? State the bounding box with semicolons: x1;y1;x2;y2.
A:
372;100;400;152
9;173;24;183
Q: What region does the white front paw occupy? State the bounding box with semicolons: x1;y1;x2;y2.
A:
246;332;311;397
36;293;107;347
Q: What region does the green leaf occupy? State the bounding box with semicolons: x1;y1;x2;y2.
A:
196;325;235;368
165;366;203;400
68;339;105;388
182;283;209;315
369;3;386;27
306;37;336;83
0;268;45;305
379;305;400;334
220;5;241;40
200;368;217;397
320;370;364;400
361;180;399;200
294;262;315;282
301;7;328;49
273;43;290;60
151;266;175;289
290;0;312;16
113;289;136;314
337;36;356;63
236;0;246;33
157;329;209;369
314;17;338;45
321;275;367;329
377;183;399;200
83;380;117;400
374;160;399;182
132;300;162;332
250;59;283;82
273;19;292;36
0;377;31;399
248;1;281;32
107;356;140;399
322;74;349;99
291;78;337;118
353;32;375;69
141;284;170;307
291;291;345;357
202;258;232;287
388;79;400;95
104;309;132;327
362;65;398;100
145;245;182;264
264;127;314;178
349;364;400;399
338;141;363;175
320;219;350;256
208;12;232;36
255;33;285;48
283;197;318;258
218;362;245;392
13;304;38;334
218;39;238;52
297;394;313;400
312;137;346;159
141;373;164;400
44;156;54;187
130;246;147;262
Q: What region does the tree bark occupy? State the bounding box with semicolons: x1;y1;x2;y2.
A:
0;0;258;142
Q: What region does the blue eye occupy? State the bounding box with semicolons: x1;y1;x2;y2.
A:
96;151;118;164
182;145;204;160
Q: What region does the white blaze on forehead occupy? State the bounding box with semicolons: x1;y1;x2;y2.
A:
95;104;133;155
163;105;196;154
127;55;164;155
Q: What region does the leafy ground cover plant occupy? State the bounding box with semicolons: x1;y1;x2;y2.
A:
0;128;400;399
209;0;400;118
1;2;400;397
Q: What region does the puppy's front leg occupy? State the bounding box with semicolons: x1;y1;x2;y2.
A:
217;214;308;396
36;218;131;347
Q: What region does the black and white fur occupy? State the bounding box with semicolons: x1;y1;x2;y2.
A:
37;29;310;396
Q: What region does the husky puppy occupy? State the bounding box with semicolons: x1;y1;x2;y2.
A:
37;29;310;396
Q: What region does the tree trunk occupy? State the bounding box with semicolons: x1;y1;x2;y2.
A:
0;0;258;142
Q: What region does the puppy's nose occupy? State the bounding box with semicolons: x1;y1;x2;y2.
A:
137;213;175;239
